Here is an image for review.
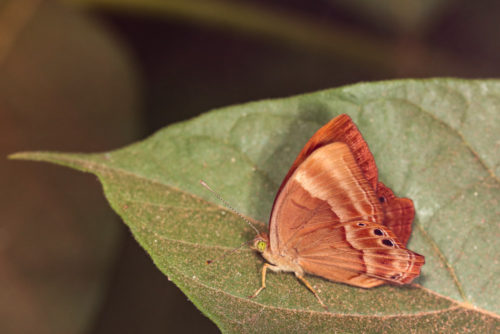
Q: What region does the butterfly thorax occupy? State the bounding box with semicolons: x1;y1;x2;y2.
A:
251;232;304;275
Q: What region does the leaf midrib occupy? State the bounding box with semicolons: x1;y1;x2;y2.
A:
163;243;465;319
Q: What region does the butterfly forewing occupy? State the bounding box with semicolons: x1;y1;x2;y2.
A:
274;114;416;248
275;114;379;197
269;142;383;254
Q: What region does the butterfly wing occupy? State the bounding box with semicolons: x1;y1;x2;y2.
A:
376;182;415;246
269;142;424;287
269;142;383;254
295;220;424;287
276;114;379;196
274;114;415;244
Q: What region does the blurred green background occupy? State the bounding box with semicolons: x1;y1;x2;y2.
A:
2;0;499;333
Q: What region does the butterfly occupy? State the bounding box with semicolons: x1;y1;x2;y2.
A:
249;114;425;309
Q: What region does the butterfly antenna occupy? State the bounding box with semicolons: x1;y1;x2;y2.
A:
199;180;260;234
206;239;253;265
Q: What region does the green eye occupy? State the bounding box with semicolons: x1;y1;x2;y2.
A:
257;240;267;252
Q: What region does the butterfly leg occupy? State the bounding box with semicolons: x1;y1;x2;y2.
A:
295;274;329;311
249;263;278;299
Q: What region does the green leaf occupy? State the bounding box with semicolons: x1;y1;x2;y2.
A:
11;79;500;332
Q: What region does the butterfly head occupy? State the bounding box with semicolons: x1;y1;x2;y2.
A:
251;233;270;254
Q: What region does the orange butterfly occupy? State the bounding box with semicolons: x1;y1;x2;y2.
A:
249;114;424;309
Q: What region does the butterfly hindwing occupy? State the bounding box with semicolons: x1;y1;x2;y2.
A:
296;220;424;287
268;140;424;287
376;182;415;246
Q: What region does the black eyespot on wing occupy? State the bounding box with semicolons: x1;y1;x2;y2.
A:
390;274;400;280
379;196;386;203
373;228;384;236
357;222;366;227
382;239;394;247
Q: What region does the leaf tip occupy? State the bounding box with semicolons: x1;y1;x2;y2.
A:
8;151;39;161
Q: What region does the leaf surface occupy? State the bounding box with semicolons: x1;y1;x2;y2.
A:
12;79;500;332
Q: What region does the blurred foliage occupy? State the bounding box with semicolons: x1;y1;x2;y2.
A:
331;0;452;34
3;0;500;333
0;1;140;333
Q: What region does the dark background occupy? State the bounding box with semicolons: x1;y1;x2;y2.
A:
2;0;499;333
